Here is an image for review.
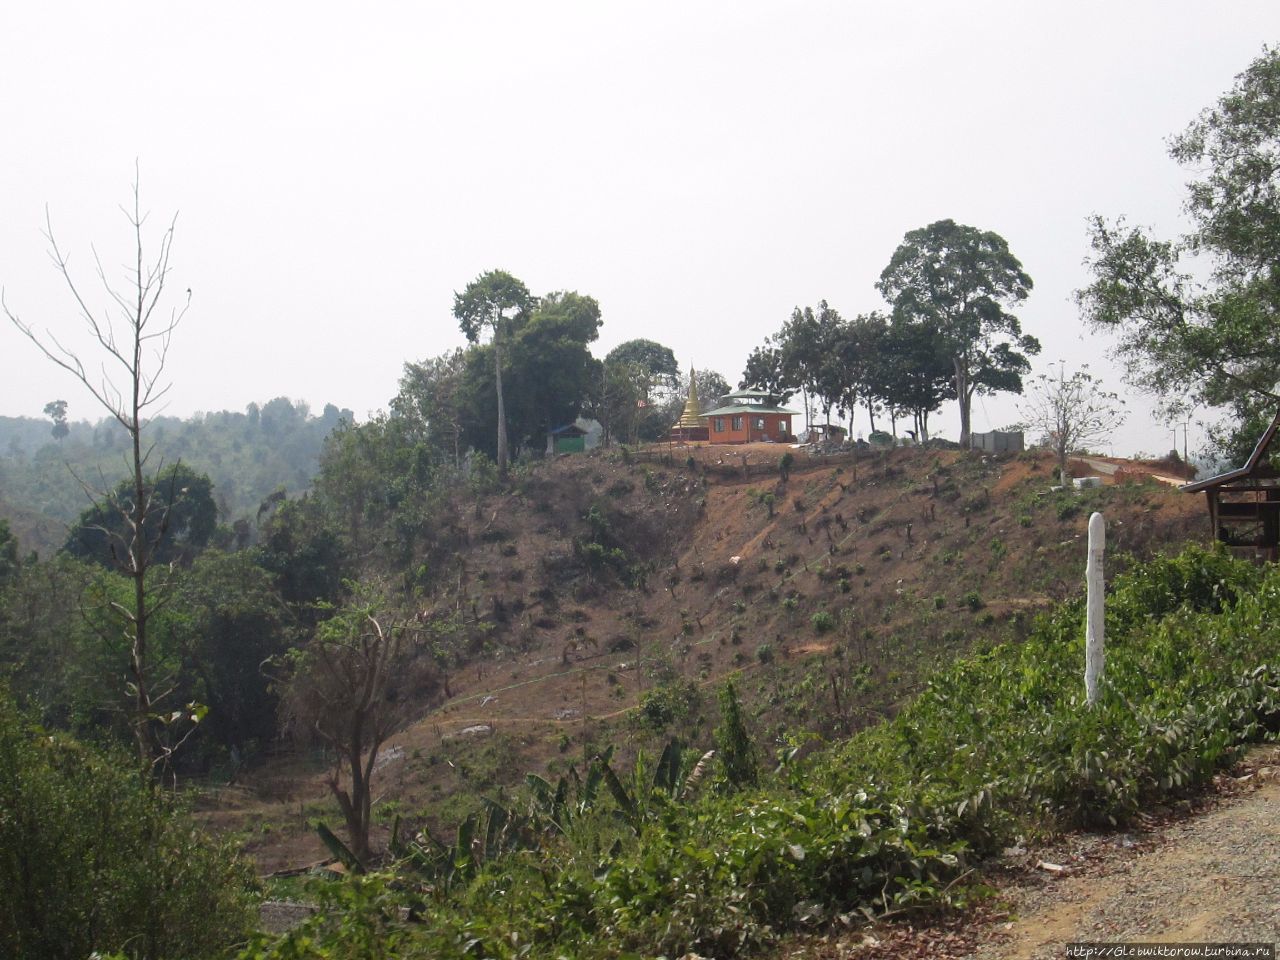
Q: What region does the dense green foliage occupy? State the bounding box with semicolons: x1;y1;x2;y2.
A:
0;399;349;556
0;549;297;766
0;688;255;959
64;463;218;568
878;220;1040;446
742;306;958;442
1078;46;1280;462
242;545;1280;959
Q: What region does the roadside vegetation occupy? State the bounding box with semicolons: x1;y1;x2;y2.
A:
240;545;1280;959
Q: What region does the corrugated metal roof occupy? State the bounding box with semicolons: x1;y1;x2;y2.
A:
1183;406;1280;492
702;404;798;417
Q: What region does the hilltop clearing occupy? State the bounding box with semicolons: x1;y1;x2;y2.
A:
208;443;1205;872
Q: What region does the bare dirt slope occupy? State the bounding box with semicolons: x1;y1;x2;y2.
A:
211;444;1207;872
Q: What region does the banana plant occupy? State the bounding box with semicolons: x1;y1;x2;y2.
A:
595;739;716;833
389;796;532;891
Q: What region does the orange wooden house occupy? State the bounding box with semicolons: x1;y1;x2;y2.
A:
702;389;797;444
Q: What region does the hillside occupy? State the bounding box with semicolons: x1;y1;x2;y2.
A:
209;443;1205;871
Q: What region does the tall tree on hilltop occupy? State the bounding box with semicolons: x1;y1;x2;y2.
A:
453;270;534;479
779;301;844;428
878;316;955;441
1077;47;1280;463
394;348;468;468
601;338;681;443
739;343;790;401
511;290;602;444
43;399;69;440
877;219;1039;446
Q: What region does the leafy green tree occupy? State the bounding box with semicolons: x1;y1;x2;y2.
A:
599;338;682;442
604;338;680;390
715;679;758;790
313;415;438;563
453;270;535;479
877;219;1040;446
0;556;114;734
511;290;602;441
394;348;468;467
63;464;217;568
0;519;16;584
255;497;350;618
458;291;603;454
739;343;791;401
779;301;845;427
42;400;69;440
877;316;956;441
1077;47;1280;459
176;551;289;756
0;687;254;959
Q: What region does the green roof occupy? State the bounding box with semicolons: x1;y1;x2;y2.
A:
702;404;798;417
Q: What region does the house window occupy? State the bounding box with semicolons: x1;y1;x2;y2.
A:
754;417;765;431
731;415;744;431
713;418;724;433
777;419;787;435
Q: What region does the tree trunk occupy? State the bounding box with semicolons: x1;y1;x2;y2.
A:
494;326;509;479
953;355;972;448
128;300;158;772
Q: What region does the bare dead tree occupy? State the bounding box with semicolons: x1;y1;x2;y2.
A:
3;174;194;773
1019;362;1127;487
283;589;435;866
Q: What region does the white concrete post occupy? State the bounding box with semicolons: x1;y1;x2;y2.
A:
1085;511;1105;706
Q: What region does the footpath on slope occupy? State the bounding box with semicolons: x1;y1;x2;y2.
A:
774;745;1280;960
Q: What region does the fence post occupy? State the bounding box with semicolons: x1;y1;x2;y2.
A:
1085;511;1105;706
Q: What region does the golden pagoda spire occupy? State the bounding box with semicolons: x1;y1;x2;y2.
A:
676;366;705;429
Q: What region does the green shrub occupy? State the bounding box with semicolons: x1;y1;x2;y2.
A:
963;590;984;611
810;611;836;634
0;689;254;960
638;679;702;732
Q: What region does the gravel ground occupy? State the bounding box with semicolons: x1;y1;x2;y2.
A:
966;746;1280;958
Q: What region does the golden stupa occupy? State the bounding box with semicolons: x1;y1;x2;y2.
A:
669;365;709;440
675;366;705;430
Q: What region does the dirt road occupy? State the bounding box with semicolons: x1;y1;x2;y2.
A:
967;748;1280;957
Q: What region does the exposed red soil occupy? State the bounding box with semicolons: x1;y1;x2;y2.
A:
201;445;1206;873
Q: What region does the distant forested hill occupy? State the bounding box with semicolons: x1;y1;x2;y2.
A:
0;398;351;556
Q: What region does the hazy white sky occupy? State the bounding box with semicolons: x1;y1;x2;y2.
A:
1;2;1275;456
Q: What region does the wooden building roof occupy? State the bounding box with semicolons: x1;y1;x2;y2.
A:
1183;407;1280;492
